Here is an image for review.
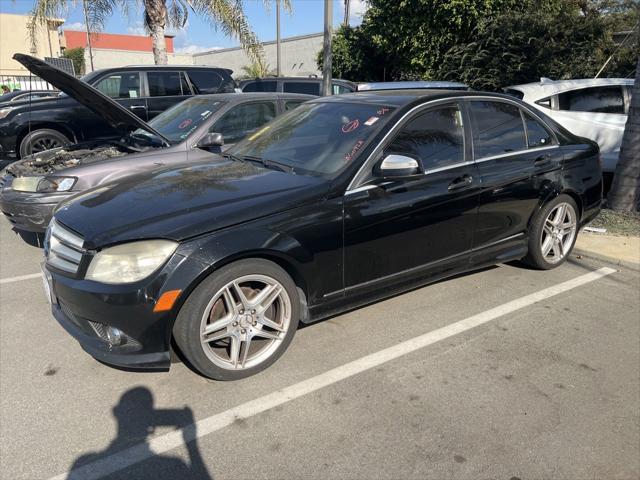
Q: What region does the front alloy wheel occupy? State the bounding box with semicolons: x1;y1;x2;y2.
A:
174;259;300;380
200;274;292;370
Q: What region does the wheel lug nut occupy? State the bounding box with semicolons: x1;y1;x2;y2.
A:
232;321;238;326
241;329;246;334
252;320;257;326
240;309;244;314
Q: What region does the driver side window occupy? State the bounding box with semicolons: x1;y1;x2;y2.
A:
387;104;465;171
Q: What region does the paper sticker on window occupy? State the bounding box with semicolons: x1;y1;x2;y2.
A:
342;119;360;133
178;119;193;129
364;116;379;126
129;90;138;98
377;107;389;116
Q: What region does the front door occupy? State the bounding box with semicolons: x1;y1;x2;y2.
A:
344;102;480;294
92;71;148;120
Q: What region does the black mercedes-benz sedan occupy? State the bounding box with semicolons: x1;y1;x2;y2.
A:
42;90;602;380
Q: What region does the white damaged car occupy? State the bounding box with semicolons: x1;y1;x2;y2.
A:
506;78;634;174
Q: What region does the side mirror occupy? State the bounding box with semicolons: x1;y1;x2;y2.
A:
197;132;224;149
379;154;420;177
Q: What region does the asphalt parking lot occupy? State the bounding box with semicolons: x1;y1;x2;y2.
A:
1;218;639;480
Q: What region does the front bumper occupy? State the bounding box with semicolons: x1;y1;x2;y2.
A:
44;250;207;371
0;189;71;232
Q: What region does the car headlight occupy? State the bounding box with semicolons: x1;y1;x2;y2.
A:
11;176;43;192
36;176;76;193
0;107;14;119
10;176;76;192
85;240;178;284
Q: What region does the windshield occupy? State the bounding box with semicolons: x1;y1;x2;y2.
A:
134;97;225;144
229;102;395;176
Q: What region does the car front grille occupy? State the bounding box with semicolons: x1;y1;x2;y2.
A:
45;219;85;275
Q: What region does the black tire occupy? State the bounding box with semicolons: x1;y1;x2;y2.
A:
523;194;579;270
173;259;300;381
19;129;70;158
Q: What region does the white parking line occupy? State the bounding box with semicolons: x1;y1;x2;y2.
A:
49;266;616;480
0;273;41;285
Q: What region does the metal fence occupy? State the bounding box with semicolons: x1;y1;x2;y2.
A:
0;75;55;92
1;57;74;92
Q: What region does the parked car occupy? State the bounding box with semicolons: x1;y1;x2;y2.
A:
0;89;59;104
357;81;469;91
239;76;356;96
0;55;313;234
506;78;634;173
41;89;601;380
0;54;236;159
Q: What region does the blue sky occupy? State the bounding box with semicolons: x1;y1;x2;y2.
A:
0;0;367;53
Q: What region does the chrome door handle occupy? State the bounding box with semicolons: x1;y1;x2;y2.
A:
448;174;473;191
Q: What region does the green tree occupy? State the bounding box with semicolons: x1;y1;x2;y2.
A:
28;0;290;66
238;60;276;79
61;47;85;76
322;0;638;85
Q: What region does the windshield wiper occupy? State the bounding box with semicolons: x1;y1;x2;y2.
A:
241;155;294;173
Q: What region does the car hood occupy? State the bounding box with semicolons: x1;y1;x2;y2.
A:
12;54;169;144
53;159;330;247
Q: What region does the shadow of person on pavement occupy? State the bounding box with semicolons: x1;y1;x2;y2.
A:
66;386;212;480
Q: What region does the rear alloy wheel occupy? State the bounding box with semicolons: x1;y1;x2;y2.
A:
173;259;299;380
524;195;579;269
19;129;70;158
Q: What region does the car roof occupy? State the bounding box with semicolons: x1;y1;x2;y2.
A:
357;81;468;91
182;92;316;103
239;77;355;85
88;65;234;75
314;89;513;107
508;77;634;98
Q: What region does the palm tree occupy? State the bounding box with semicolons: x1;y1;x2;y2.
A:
239;60;275;79
28;0;281;66
608;56;639;211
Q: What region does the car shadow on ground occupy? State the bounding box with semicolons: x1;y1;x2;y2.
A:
12;227;45;248
65;387;213;480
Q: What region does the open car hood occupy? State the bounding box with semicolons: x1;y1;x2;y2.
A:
13;54;169;144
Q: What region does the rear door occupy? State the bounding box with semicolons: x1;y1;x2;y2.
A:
92;71;148;120
144;70;192;119
468;99;562;259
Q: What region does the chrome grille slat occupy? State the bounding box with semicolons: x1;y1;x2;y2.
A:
49;235;83;263
46;220;86;275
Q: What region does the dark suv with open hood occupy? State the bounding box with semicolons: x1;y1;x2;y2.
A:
0;55;235;159
0;55;313;234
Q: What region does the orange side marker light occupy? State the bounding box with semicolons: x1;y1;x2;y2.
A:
154;289;182;312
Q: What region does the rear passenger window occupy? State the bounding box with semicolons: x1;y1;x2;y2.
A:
558;86;624;114
242;81;277;92
524;112;553;148
147;71;190;97
388;104;465;170
283;82;320;96
470;101;526;158
187;71;223;94
94;72;141;99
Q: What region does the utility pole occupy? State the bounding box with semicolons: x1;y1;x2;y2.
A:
344;0;350;27
82;0;94;72
322;0;332;96
276;0;281;77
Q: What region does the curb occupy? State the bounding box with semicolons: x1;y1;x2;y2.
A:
572;248;640;272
